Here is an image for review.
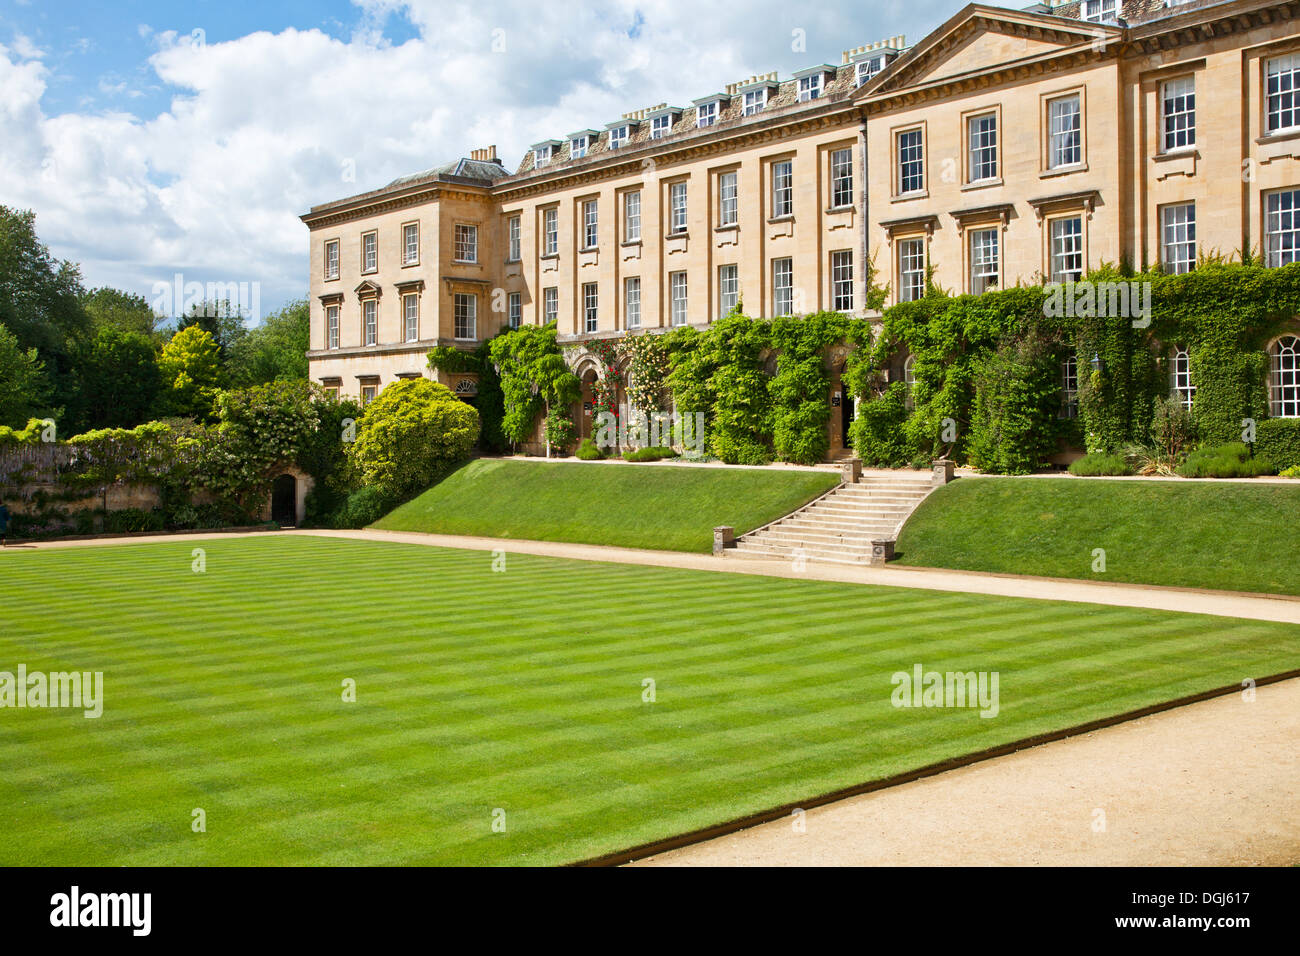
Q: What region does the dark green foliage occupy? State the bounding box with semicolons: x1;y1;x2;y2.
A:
330;486;395;529
849;382;917;468
1068;452;1135;476
967;330;1063;474
1175;442;1275;478
70;326;161;430
1255;417;1300;472
225;299;309;386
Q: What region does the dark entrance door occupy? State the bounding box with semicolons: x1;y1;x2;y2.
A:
271;474;296;527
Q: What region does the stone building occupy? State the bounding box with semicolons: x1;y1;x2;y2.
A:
301;0;1300;454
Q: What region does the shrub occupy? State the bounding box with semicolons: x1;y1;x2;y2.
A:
348;379;479;500
1175;442;1275;478
1150;397;1197;471
575;438;603;460
102;508;165;534
1255;418;1300;472
1280;464;1300;478
1068;452;1135;476
711;434;771;465
851;382;918;468
330;486;394;529
623;446;676;462
967;331;1062;475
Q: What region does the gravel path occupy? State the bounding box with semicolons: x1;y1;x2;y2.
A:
631;676;1300;866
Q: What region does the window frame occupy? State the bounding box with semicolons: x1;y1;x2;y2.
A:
324;239;340;280
797;74;822;102
453;223;478;264
1045;92;1083;171
718;170;739;226
1265;188;1300;267
831;249;854;312
1170;346;1196;410
965;110;999;184
507;291;522;330
543;286;559;325
453;292;477;341
1048;214;1085;284
402;221;420;266
1270;334;1300;417
830;147;854;209
542;207;559;256
719;264;739;316
742;88;767;116
582;282;599;334
1266;54;1300;134
669;181;688;235
1161;75;1196;152
772;257;794;316
625;276;642;330
1160;202;1197;275
623;190;642;243
402;292;419;342
581;199;598;251
361;230;378;274
696;101;718;128
771;159;794;219
326;304;340;349
896;126;925;196
507;215;521;262
670;271;688;326
968;227;1000;294
362;298;378;346
897;236;926;303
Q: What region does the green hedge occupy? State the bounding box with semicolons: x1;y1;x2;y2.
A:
1256;418;1300;471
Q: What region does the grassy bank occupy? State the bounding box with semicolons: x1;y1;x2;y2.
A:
897;477;1300;595
373;458;841;552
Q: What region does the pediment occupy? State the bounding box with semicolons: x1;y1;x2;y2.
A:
859;4;1119;99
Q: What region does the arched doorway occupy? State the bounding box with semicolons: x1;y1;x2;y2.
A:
271;474;297;527
578;369;599;440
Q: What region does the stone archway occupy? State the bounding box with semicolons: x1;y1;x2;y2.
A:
261;466;314;526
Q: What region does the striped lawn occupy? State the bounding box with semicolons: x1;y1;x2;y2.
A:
0;535;1296;866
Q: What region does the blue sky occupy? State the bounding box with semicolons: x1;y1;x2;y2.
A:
0;0;960;320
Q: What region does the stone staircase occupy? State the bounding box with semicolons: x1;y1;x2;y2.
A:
731;474;937;566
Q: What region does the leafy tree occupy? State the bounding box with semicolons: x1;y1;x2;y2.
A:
226;299;309;386
0;206;89;422
81;287;162;339
156;325;223;420
484;323;579;447
176;300;249;365
0;323;50;427
349;379;479;499
70;326;161;430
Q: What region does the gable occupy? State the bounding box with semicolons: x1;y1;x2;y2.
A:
860;6;1118;98
910;29;1080;85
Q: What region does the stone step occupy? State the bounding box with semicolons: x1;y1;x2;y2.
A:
770;521;901;536
731;543;871;565
751;529;888;547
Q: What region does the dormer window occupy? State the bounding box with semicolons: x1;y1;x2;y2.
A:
1082;0;1117;23
696;101;718;128
651;115;672;139
855;54;886;87
798;74;822;101
608;125;629;150
534;145;552;165
743;89;767;115
570;136;589;159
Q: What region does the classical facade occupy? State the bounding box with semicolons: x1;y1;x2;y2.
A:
302;0;1300;448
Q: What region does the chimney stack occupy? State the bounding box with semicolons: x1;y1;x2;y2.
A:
470;146;499;163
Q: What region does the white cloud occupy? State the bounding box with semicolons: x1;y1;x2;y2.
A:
0;0;955;319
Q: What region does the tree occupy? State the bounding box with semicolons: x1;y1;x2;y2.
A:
348;379;479;499
81;287;162;339
0;323;50;428
0;206;89;424
226;299;309;386
156;325;223;420
70;326;162;430
176;300;249;366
